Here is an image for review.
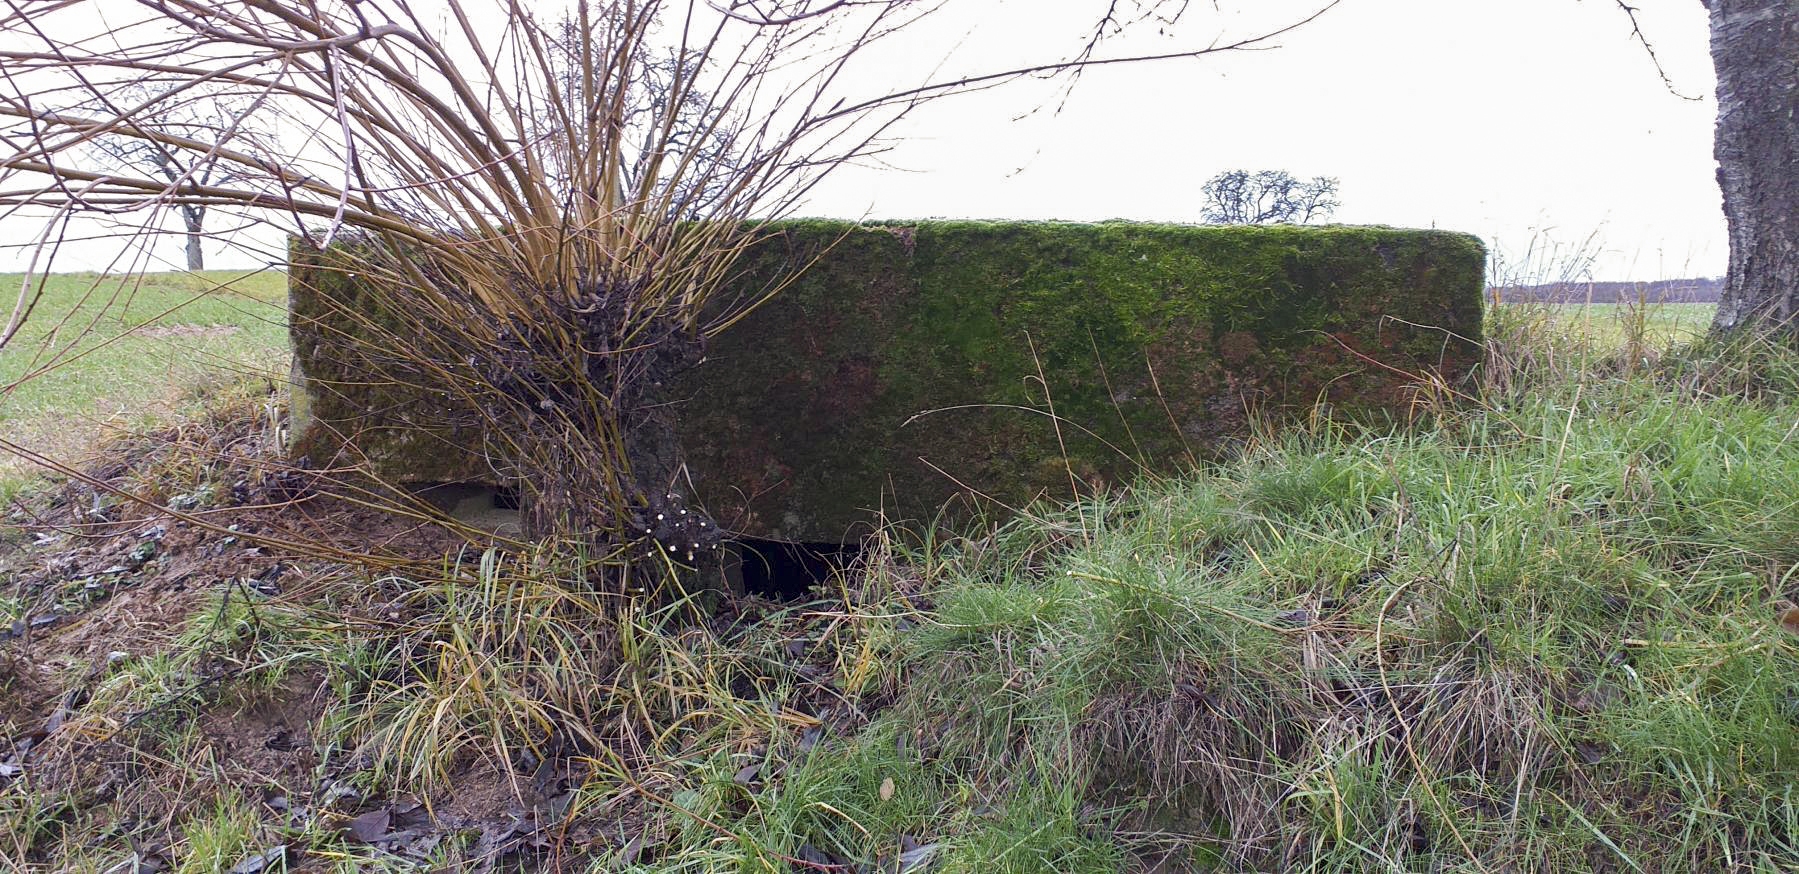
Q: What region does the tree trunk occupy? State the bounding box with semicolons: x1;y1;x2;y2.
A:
1707;0;1799;340
182;206;205;271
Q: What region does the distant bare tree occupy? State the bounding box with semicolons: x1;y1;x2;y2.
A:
79;85;263;271
1201;169;1340;224
529;14;735;218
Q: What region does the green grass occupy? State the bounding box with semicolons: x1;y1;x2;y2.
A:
613;340;1799;871
8;274;1797;871
0;270;288;502
173;795;266;874
1499;301;1715;350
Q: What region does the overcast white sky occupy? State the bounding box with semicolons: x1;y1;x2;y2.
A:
4;0;1722;281
800;0;1721;281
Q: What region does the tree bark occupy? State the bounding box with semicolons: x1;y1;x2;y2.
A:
1707;0;1799;340
181;205;205;270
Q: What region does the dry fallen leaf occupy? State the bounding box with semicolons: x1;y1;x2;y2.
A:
228;845;287;874
1778;602;1799;636
898;840;940;872
347;808;392;843
620;833;646;865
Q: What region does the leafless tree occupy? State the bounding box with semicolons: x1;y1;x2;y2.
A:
1201;169;1340;225
78;84;264;270
529;13;737;218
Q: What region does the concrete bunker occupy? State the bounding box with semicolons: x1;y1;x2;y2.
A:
289;220;1486;558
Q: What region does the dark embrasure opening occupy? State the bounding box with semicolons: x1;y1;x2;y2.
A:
733;538;861;600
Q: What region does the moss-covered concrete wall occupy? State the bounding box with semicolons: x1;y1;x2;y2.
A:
288;242;496;484
290;221;1484;541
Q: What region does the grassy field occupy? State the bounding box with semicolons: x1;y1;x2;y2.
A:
0;270;288;502
1512;301;1715;349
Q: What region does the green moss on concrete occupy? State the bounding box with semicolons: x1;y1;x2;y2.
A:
677;221;1484;540
290;222;1485;540
288;240;491;482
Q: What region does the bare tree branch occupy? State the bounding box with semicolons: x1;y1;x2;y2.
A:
1608;0;1702;100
